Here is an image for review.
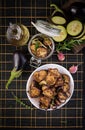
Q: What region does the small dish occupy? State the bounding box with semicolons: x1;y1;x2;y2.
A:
26;64;74;111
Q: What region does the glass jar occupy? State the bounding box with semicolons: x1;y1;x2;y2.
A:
28;20;60;68
6;23;30;46
28;33;55;68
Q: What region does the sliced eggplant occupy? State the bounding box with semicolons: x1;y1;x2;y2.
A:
62;83;70;92
80;35;85;40
74;25;85;39
62;74;70;84
52;25;67;42
51;16;66;25
57;90;67;101
29;86;41;98
66;20;83;36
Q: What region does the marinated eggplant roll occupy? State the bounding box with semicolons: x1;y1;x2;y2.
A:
62;74;70;83
42;88;54;99
29;86;41;98
48;68;61;78
36;47;48;58
45;73;56;85
39;80;47;86
57;90;67;101
39;96;51;109
55;76;64;87
41;85;48;91
33;70;47;82
55;99;61;106
62;82;70;92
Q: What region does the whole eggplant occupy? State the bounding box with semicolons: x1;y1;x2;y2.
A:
6;50;27;89
62;0;85;22
68;2;85;22
13;50;27;70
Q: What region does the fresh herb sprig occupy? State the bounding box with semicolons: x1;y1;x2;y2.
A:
56;39;83;52
11;92;32;109
35;42;40;50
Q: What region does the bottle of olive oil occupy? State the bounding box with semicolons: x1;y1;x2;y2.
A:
6;23;30;46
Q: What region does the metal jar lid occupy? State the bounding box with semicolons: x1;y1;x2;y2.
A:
31;20;61;37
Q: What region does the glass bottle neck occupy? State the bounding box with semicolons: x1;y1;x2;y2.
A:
7;23;22;40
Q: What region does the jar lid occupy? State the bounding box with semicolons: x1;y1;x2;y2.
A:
31;20;61;37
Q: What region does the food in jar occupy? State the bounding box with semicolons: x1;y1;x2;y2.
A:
29;35;53;59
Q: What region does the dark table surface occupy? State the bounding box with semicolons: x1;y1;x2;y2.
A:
0;0;85;128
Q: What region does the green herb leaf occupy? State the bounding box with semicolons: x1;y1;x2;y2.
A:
35;42;40;50
11;92;31;109
56;39;83;52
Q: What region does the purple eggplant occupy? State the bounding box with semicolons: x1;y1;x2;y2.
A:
62;1;85;22
6;50;27;89
68;2;85;22
13;50;27;71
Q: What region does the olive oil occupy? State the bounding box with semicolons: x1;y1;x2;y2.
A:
6;23;30;46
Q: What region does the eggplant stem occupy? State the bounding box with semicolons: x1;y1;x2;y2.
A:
6;76;15;89
6;68;22;89
50;4;64;15
51;10;57;16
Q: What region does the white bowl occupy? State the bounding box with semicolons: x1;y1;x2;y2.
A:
26;64;74;111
